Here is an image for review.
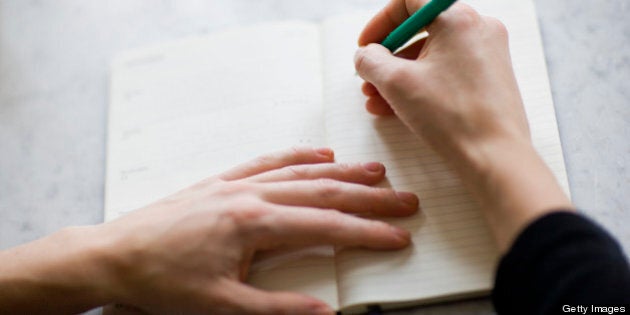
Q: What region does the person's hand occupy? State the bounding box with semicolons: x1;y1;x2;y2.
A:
96;147;418;315
355;0;529;159
354;0;573;252
0;147;418;315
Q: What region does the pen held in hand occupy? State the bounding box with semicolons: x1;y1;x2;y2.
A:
381;0;459;52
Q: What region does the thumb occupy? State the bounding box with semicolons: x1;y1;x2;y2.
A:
354;43;409;86
220;282;334;315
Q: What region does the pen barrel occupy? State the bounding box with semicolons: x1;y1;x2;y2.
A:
381;0;458;52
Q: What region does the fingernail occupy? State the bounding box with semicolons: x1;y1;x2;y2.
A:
315;147;334;160
396;191;419;208
390;226;411;245
362;161;384;173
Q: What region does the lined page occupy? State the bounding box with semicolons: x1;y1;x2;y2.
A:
107;23;339;308
320;0;570;310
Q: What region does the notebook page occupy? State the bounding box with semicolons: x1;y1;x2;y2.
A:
321;14;496;311
320;0;570;310
107;23;339;308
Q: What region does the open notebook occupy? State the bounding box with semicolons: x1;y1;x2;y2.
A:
106;0;569;313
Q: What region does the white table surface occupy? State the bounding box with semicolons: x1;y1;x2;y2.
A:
1;1;628;314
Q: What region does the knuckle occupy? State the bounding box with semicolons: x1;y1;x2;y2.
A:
354;49;368;72
337;162;355;175
319;209;347;227
485;17;509;39
315;178;342;198
365;189;394;211
252;154;273;168
356;217;387;235
370;220;391;234
373;187;394;202
355;44;381;77
225;201;265;222
288;146;303;157
213;181;249;196
447;4;482;31
285;165;309;178
222;199;274;233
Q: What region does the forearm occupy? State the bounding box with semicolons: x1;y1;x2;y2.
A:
452;135;574;253
0;226;115;313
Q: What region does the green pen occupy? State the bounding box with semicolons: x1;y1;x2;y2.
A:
381;0;459;52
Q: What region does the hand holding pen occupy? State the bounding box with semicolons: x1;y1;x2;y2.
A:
355;0;572;252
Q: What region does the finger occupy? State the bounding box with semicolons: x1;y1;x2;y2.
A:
361;81;380;97
261;205;412;250
362;82;396;115
359;36;426;116
218;281;334;315
246;162;385;185
358;0;429;45
219;147;335;181
366;95;395;116
261;180;419;217
355;43;413;86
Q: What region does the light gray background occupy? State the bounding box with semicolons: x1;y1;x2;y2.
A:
1;1;628;314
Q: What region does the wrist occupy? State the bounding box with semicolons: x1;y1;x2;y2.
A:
455;132;533;184
75;224;127;305
449;134;573;252
0;225;117;313
44;226;119;306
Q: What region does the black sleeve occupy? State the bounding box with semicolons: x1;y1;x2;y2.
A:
492;212;630;315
